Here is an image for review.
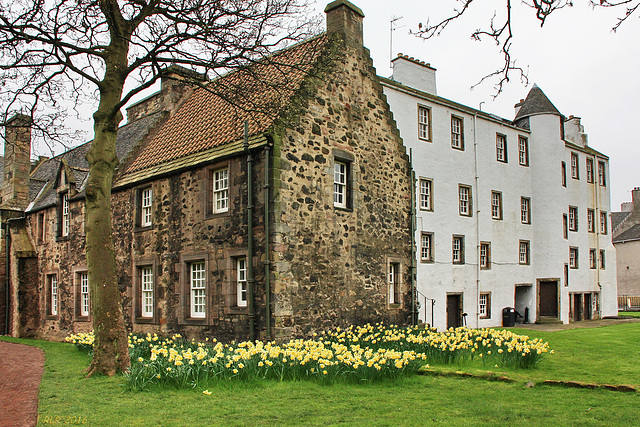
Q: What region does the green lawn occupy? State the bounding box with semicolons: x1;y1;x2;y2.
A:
619;311;640;318
4;322;640;426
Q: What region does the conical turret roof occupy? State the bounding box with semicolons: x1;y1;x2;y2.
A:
514;84;562;121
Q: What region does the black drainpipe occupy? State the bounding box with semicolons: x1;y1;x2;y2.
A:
264;143;271;339
4;220;11;335
243;121;255;341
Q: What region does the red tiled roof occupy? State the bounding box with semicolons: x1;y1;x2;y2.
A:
125;35;328;174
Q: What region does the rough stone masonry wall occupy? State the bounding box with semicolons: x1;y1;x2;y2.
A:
271;42;413;338
112;151;268;342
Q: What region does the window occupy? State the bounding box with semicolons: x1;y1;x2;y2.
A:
212;167;229;213
62;193;70;237
589;249;597;269
570;152;579;179
598;161;606;186
496;134;507;162
518;136;529;166
47;274;58;316
561;161;567;187
388;262;400;305
519;240;530;265
451;116;464;150
458;185;472;217
521;197;531;224
479;293;491;319
334;160;348;209
37;212;46;243
452;235;465;264
491;191;502;220
419;178;433;211
140;187;153;227
140;266;154;318
586;158;594;183
587;209;595;233
569;247;579;269
563;214;568;239
236;257;248;307
80;272;89;317
600;211;608;234
568;206;578;232
564;263;569;287
418;106;431;141
599;250;606;270
420;232;433;262
189;261;206;318
480;242;491;270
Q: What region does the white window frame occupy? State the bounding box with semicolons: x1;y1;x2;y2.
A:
50;275;58;316
598;161;606;186
571;153;579;179
451;116;463;150
519;241;530;265
140;187;153;227
586;158;594;183
80;272;89;317
600;211;608;234
568;206;578;232
569;247;579;269
333;161;347;209
418;106;431;141
458;185;472;216
213;168;229;213
561;161;567;187
496;134;507;162
599;250;606;270
589;249;597;269
518;136;529;166
479;293;491;318
388;262;400;304
452;236;464;264
480;242;490;269
491;191;502;220
236;257;247;307
521;197;531;224
587;209;595;233
141;266;154;318
421;233;433;262
419;178;432;211
190;261;206;318
62;193;70;237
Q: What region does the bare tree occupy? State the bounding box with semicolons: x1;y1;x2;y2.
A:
0;0;316;376
413;0;639;97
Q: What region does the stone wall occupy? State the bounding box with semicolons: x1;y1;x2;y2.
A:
270;37;413;338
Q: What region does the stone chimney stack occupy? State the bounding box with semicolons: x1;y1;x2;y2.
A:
324;0;365;49
1;114;32;211
633;187;640;211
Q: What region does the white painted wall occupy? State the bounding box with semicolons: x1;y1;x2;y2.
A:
383;56;617;329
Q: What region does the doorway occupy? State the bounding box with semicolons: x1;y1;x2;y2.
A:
573;293;582;321
538;280;558;318
446;294;463;329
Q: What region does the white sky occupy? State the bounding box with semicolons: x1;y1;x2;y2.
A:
309;0;639;211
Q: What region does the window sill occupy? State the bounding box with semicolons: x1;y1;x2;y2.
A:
479;316;491;320
180;317;208;326
225;306;249;315
74;316;91;322
205;211;231;220
418;208;433;212
334;206;353;213
134;225;154;233
134;316;157;325
45;314;59;320
388;303;402;310
56;236;70;242
420;259;434;264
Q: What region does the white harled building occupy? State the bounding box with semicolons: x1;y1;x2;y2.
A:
381;54;617;328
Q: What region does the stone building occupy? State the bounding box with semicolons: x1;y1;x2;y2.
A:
0;0;414;340
382;56;617;328
612;188;640;306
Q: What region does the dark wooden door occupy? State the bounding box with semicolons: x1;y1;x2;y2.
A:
573;294;582;321
447;294;462;329
584;293;592;320
539;281;558;317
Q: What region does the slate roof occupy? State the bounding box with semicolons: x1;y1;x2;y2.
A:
124;34;328;175
26;111;165;212
613;223;640;243
514;84;562;121
612;211;632;233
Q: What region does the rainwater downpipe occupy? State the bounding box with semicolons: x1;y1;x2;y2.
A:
243;121;255;341
264;143;271;339
4;220;11;336
409;148;417;325
594;156;601;314
473;113;481;329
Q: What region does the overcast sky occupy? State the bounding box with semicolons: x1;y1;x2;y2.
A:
310;0;639;211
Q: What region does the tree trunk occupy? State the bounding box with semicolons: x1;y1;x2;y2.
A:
84;64;130;377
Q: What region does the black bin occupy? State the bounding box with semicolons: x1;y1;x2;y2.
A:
502;307;516;327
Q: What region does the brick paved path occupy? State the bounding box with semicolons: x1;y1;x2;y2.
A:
0;341;44;427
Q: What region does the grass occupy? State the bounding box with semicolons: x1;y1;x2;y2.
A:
619;311;640;318
3;322;640;426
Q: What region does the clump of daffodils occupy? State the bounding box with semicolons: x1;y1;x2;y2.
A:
67;325;551;391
